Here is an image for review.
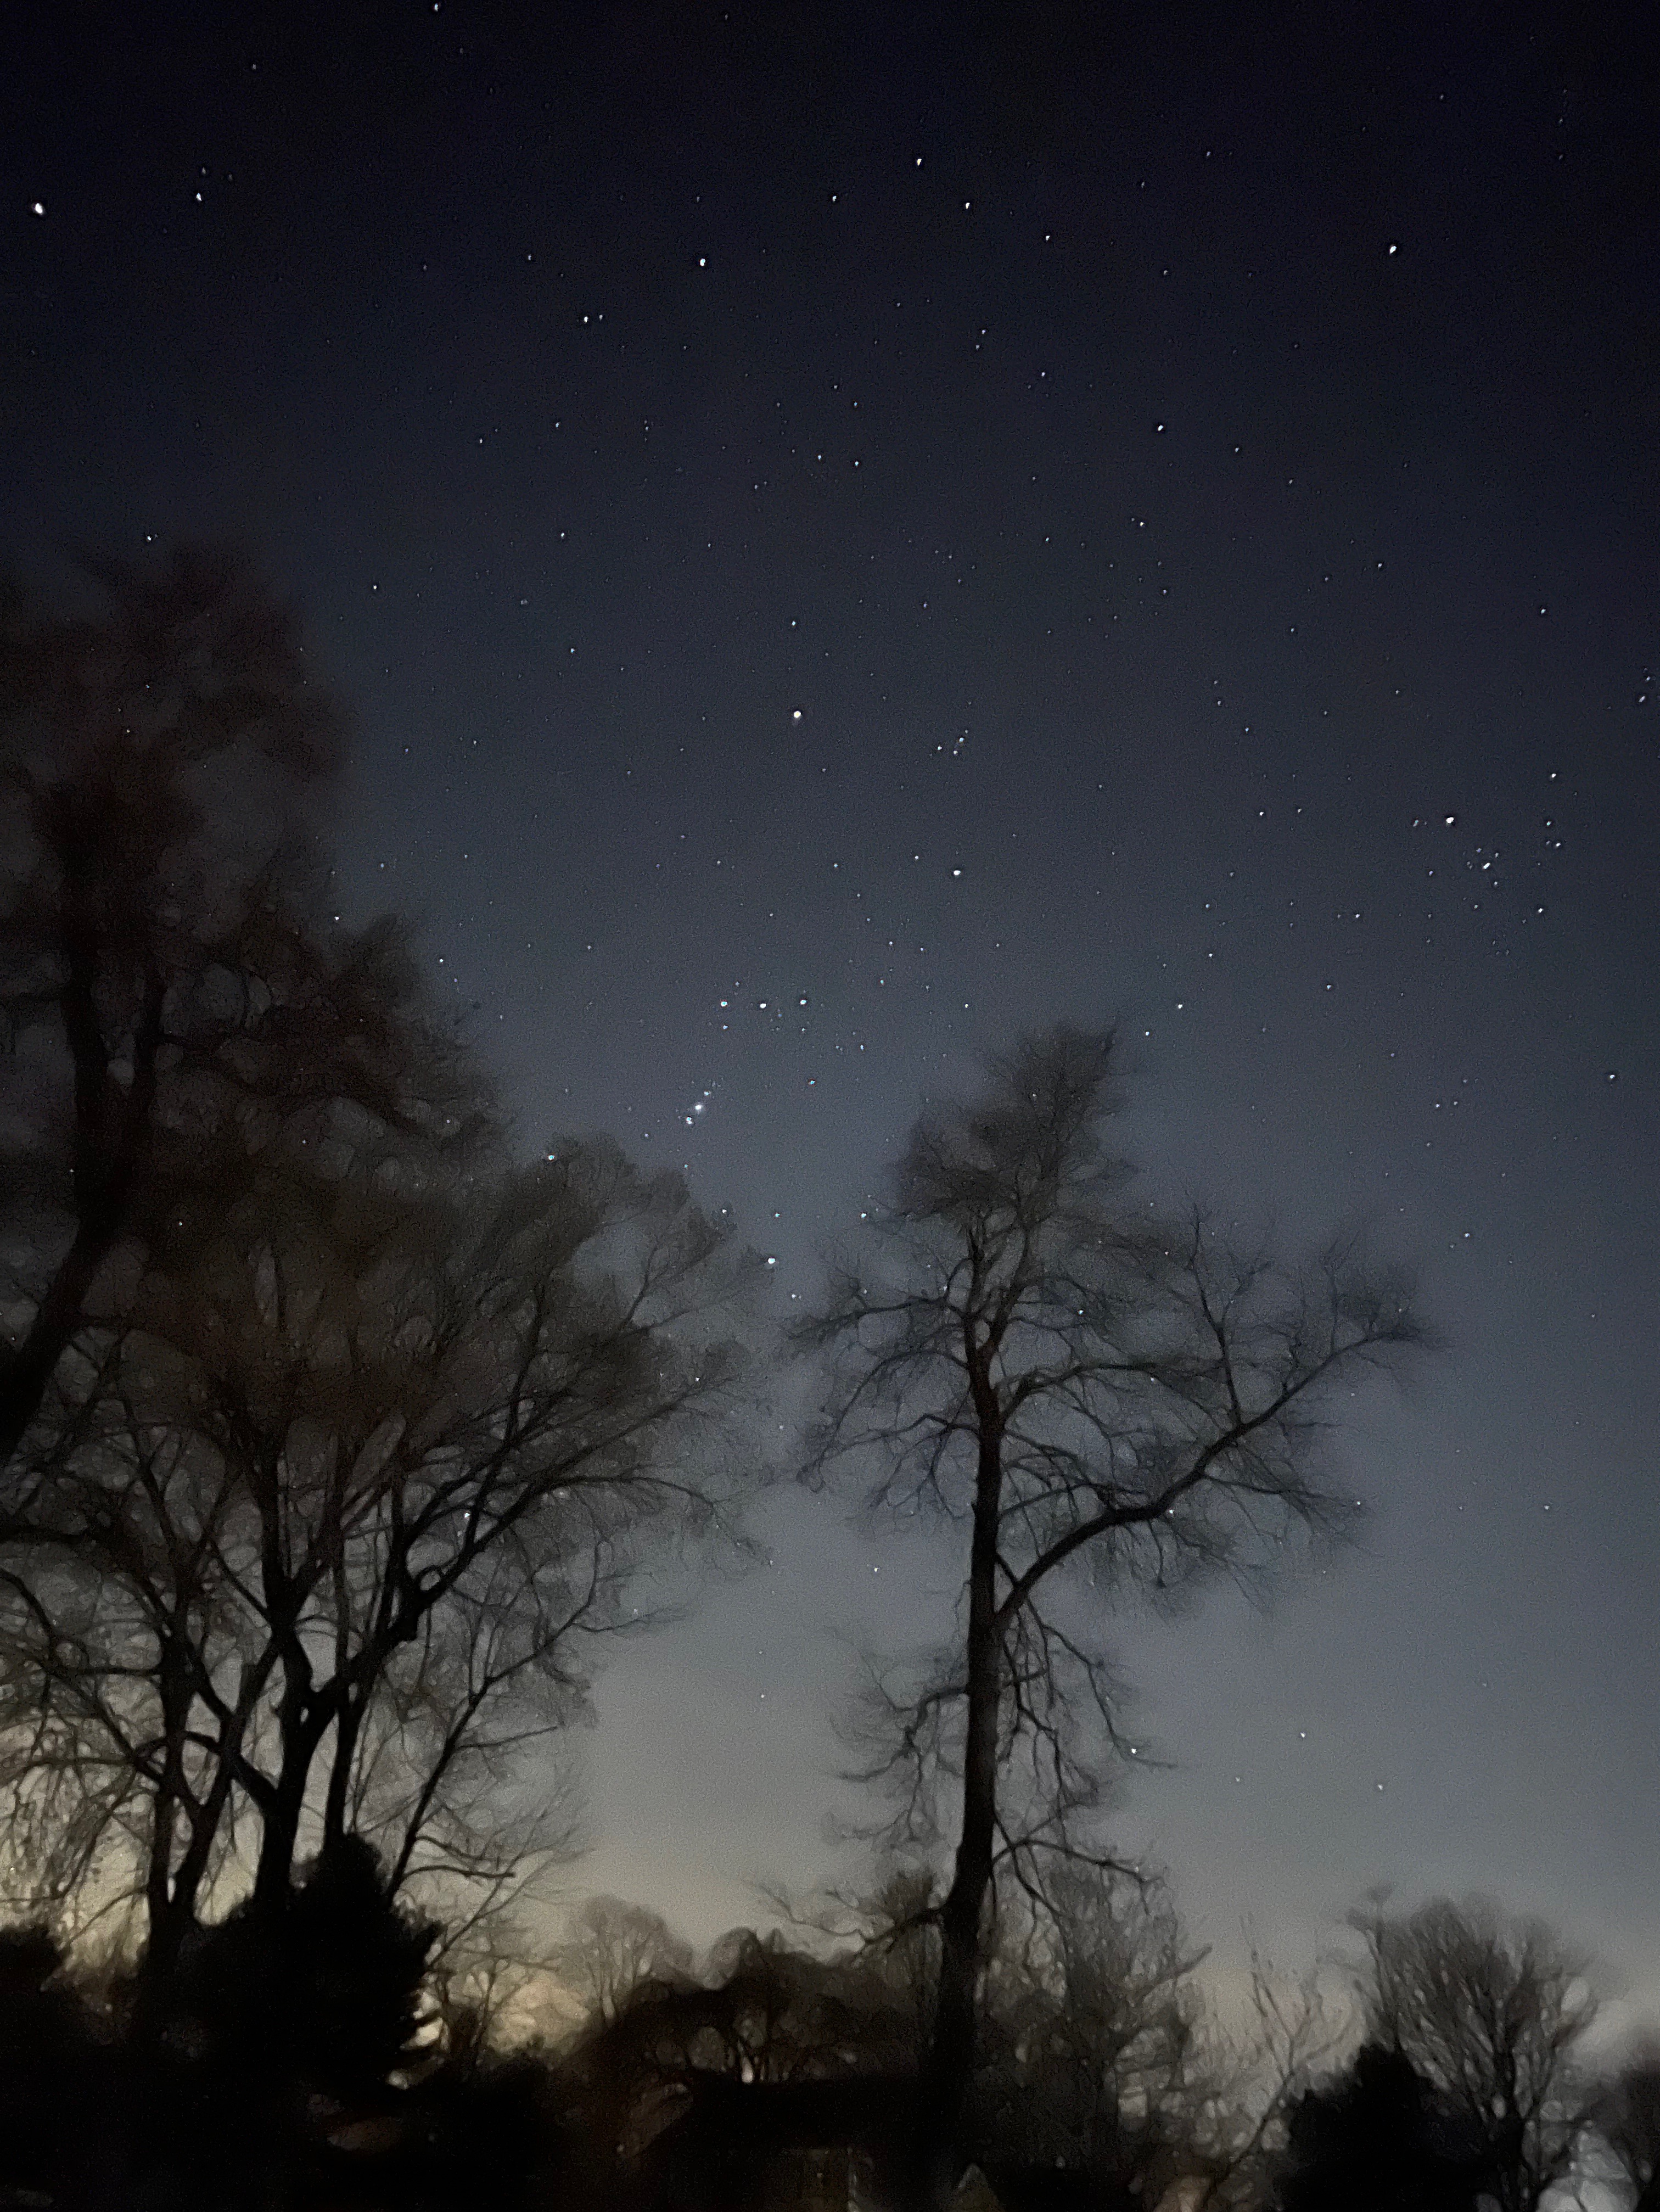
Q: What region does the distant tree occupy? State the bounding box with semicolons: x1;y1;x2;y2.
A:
567;1921;916;2092
557;1896;697;2028
828;1868;941;2064
1354;1896;1597;2212
797;1027;1430;2179
0;548;483;1474
1600;2041;1660;2212
1191;1952;1350;2212
697;1923;928;2084
562;1893;1220;2212
1274;2041;1489;2212
554;1915;937;2212
974;1866;1209;2193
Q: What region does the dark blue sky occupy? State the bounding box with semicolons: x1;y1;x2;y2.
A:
3;1;1656;2008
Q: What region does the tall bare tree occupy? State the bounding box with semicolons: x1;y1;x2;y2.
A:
798;1026;1429;2176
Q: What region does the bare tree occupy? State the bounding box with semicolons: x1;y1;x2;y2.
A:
0;545;476;1476
557;1911;933;2184
1195;1954;1349;2212
555;1896;698;2029
1354;1896;1597;2212
0;1393;249;1953
975;1864;1216;2192
829;1869;942;2065
0;1116;761;1969
797;1027;1430;2172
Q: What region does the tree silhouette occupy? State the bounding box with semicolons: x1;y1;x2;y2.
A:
0;1121;759;1968
159;1836;437;2099
973;1867;1207;2193
1275;2041;1489;2212
556;1895;697;2028
798;1027;1430;2182
1354;1896;1597;2212
1599;2042;1660;2212
0;548;478;1472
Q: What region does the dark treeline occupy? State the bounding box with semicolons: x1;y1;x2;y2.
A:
0;553;1642;2209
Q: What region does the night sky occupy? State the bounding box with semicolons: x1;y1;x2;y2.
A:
4;3;1656;2014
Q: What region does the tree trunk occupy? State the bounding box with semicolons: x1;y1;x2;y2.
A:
926;1410;1004;2193
321;1693;364;1857
142;1637;194;1968
0;951;162;1476
253;1756;317;1911
0;1227;115;1474
253;1690;333;1911
141;1888;198;1990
